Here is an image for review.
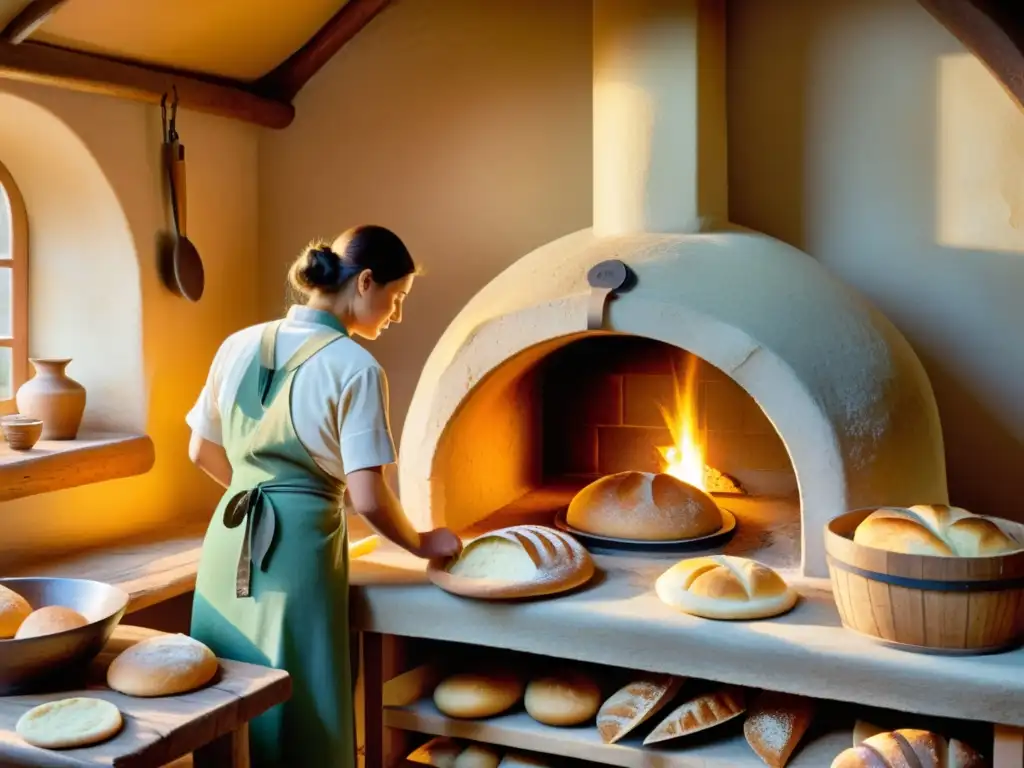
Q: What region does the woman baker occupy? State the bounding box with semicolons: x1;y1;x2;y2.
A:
185;225;462;767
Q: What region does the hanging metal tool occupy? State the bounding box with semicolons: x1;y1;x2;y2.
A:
159;87;205;302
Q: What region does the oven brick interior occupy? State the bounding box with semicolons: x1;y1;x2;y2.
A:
542;337;792;489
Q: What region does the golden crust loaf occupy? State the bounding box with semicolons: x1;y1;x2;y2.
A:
524;669;602;726
433;671;525;719
106;633;218;697
853;505;1020;557
15;606;89;639
0;584;32;639
830;728;985;768
644;686;746;745
743;690;816;767
427;525;594;600
567;471;723;541
596;674;684;744
655;555;797;620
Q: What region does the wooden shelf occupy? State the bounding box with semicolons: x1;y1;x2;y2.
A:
0;431;155;502
384;699;852;768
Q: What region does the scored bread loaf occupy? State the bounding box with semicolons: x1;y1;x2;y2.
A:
106;633;218;697
655;555;797;620
433;671;525;719
853;504;1020;557
596;674;684;744
428;525;594;600
567;471;723;541
830;728;985;768
15;606;89;639
644;686;746;745
524;669;602;726
743;690;816;768
0;584;32;639
406;737;463;767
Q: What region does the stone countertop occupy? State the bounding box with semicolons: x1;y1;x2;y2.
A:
348;545;1024;728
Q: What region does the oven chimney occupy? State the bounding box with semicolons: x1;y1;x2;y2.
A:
593;0;728;236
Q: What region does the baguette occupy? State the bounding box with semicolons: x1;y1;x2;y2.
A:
596;674;684;744
644;685;746;745
853;505;1019;557
831;729;985;768
428;525;594;600
743;690;816;767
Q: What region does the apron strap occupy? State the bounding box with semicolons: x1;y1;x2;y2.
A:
258;321;283;408
281;329;346;374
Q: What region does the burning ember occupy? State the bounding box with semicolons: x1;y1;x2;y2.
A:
658;353;706;491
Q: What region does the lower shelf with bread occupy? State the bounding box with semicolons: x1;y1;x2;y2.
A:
373;643;996;768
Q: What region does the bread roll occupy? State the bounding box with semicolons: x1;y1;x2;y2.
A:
743;690;816;767
497;754;554;767
830;728;985;768
525;670;601;726
16;697;122;749
656;555;797;620
644;686;746;745
429;525;594;600
407;736;463;767
454;744;501;768
106;633;218;697
433;671;524;719
853;505;1020;557
596;674;684;744
567;471;722;541
0;584;32;639
15;606;89;639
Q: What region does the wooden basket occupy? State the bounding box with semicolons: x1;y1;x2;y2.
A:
825;508;1024;655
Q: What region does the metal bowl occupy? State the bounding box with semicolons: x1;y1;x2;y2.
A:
0;577;130;694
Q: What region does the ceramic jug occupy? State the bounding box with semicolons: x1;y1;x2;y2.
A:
15;358;87;440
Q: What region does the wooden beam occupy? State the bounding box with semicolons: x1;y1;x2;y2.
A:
0;0;69;44
0;41;295;129
917;0;1024;111
257;0;393;101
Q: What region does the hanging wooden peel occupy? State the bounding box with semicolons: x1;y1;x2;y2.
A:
159;89;205;302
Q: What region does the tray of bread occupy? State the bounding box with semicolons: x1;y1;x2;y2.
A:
552;470;737;554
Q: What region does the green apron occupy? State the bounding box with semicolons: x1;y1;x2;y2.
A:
191;310;354;768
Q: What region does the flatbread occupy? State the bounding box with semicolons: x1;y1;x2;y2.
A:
16;697;123;749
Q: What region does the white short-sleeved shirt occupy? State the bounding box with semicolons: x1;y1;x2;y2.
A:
186;305;397;480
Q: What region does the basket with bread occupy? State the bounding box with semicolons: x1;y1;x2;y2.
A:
825;504;1024;654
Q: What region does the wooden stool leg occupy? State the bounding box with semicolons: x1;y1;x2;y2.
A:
194;723;250;768
994;725;1024;768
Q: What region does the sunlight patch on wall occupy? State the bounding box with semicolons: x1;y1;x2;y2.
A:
936;53;1024;254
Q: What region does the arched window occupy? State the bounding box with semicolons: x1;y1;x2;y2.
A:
0;160;28;416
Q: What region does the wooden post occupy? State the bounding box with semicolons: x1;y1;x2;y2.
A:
994;725;1024;768
194;722;250;768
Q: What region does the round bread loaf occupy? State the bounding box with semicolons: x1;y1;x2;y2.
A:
524;670;601;726
830;728;984;768
428;525;594;600
655;555;797;620
433;671;524;719
853;505;1020;557
454;744;501;768
15;606;89;639
106;633;218;697
16;697;122;749
0;584;32;639
567;471;722;541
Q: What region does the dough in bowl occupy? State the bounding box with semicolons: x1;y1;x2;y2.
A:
0;584;32;639
16;697;122;749
656;555;797;620
107;633;218;697
853;504;1020;557
15;606;89;639
567;471;722;541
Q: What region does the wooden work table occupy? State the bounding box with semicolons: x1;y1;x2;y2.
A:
0;626;290;768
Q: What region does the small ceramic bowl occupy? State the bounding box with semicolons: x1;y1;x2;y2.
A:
1;418;43;451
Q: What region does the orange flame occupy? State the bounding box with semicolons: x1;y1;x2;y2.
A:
657;354;706;491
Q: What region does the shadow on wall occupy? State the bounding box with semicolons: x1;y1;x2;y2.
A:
727;0;1024;521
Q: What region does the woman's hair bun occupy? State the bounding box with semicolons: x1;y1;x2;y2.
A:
293;244;344;291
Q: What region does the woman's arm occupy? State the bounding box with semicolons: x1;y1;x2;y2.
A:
188;431;233;488
347;467;461;559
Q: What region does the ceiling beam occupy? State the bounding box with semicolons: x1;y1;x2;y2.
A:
917;0;1024;111
0;0;69;45
257;0;393;101
0;41;294;129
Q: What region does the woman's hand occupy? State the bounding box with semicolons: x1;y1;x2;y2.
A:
414;527;463;560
